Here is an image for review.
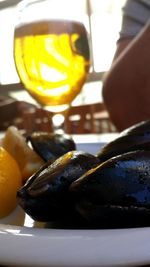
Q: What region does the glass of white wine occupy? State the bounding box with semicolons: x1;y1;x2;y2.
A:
14;0;90;132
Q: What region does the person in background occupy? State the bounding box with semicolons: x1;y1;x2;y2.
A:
102;0;150;131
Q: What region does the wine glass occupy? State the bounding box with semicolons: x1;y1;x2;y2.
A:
13;0;90;133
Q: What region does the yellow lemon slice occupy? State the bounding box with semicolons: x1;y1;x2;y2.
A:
2;126;44;182
0;146;22;218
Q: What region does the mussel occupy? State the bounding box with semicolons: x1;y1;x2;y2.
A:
97;120;150;163
17;120;150;228
17;150;100;222
26;132;76;162
70;150;150;227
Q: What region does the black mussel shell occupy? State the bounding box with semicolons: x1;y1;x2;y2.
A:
70;150;150;227
17;150;100;222
26;132;76;162
97;120;150;163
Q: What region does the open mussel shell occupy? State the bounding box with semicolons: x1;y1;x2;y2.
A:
17;150;99;222
26;132;76;162
70;150;150;227
97;120;150;163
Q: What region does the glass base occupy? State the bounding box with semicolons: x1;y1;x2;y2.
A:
43;104;70;134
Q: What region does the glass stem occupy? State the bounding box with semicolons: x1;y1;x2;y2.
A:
52;113;65;134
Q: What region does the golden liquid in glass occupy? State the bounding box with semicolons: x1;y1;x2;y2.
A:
14;20;90;112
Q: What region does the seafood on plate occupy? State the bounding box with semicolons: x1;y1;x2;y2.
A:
97;120;150;163
17;120;150;227
17;151;99;221
70;150;150;227
0;125;78;218
26;131;76;162
1;126;76;182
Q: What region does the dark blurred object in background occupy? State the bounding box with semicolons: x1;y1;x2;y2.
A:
0;96;53;133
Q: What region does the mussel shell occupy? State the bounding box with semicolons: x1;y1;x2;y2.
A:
97;120;150;163
26;132;76;162
70;150;150;227
73;201;150;228
17;150;100;222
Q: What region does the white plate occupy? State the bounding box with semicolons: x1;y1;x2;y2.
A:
1;140;150;267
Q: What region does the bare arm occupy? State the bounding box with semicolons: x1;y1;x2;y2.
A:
102;21;150;131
